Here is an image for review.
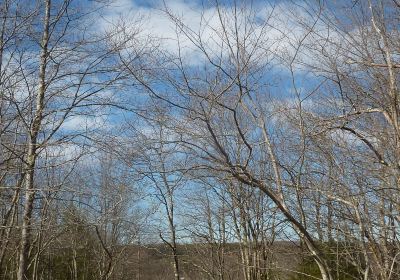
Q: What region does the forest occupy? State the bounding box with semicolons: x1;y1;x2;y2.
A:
0;0;399;279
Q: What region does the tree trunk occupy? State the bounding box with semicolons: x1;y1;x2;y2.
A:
17;0;50;279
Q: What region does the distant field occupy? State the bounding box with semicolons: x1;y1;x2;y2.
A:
111;241;302;280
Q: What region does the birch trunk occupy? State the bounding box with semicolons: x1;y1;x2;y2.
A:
17;0;50;279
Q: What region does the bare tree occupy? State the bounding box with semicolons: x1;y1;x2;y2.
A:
133;116;186;280
118;1;335;278
0;0;125;278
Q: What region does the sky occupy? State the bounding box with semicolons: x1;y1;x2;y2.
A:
51;0;345;159
44;0;375;162
25;0;390;242
93;0;320;62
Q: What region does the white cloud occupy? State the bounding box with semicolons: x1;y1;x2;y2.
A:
62;115;109;131
92;0;360;79
94;0;304;67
